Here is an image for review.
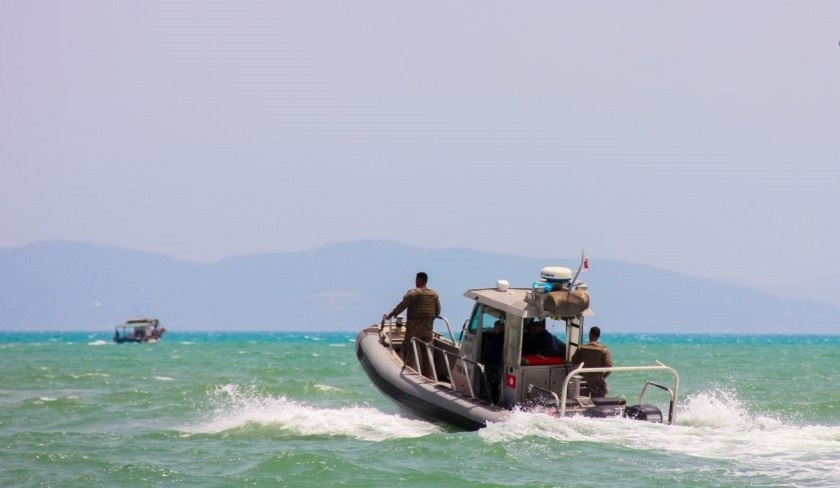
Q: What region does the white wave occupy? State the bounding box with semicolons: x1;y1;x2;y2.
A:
36;395;81;404
181;383;442;441
88;340;109;346
153;376;174;381
479;388;840;487
677;387;779;430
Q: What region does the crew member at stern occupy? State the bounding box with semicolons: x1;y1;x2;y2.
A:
571;326;613;397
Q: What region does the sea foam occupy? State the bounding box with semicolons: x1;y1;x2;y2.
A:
479;388;840;486
181;383;442;442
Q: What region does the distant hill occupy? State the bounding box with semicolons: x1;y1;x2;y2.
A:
1;240;838;333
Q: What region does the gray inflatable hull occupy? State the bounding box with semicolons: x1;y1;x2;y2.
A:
355;327;509;431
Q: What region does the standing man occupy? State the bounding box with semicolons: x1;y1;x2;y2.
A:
571;326;613;397
385;272;441;379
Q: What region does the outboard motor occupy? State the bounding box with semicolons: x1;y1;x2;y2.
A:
625;404;664;423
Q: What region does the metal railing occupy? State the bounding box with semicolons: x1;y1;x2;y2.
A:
559;360;680;424
407;336;493;401
380;316;467;388
379;317;485;399
380;316;456;348
436;316;456;344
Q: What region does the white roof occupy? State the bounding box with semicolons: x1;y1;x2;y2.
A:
462;287;541;318
464;286;594;319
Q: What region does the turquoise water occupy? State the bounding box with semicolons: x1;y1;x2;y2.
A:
2;331;839;487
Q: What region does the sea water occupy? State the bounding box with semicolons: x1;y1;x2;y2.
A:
1;331;839;487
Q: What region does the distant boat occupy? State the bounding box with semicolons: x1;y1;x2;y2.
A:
356;256;679;431
113;318;166;344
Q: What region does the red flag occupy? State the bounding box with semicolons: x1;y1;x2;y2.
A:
582;251;590;271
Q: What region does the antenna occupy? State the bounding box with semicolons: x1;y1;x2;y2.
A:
570;249;587;289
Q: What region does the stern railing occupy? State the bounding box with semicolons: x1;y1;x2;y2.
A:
559;361;680;424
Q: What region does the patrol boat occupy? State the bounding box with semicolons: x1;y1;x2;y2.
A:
355;256;680;431
113;318;166;343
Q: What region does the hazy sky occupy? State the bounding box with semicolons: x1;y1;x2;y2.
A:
2;2;838;288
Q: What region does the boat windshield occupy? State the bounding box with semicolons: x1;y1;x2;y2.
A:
468;305;504;333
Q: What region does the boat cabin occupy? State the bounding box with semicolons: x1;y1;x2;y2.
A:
452;271;594;410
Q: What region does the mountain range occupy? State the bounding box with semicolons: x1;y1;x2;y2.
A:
1;240;838;334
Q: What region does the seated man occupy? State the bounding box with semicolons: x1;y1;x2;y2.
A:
522;319;565;357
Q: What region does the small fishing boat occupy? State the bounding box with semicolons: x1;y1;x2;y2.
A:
113;318;166;343
356;253;679;431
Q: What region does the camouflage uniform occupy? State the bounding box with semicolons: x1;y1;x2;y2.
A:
571;341;613;397
389;287;441;378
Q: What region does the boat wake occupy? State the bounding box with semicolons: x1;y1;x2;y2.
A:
180;383;443;441
479;388;840;486
176;384;840;485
